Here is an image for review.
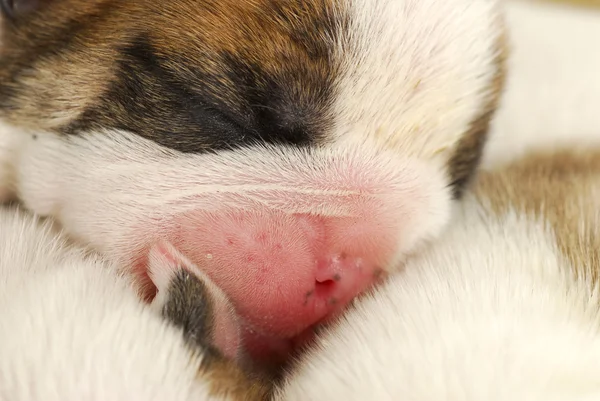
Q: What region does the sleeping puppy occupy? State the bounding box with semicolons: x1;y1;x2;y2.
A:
0;207;269;401
276;2;600;400
0;0;505;366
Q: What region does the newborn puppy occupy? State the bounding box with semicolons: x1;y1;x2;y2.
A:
276;2;600;399
0;207;268;401
0;0;505;365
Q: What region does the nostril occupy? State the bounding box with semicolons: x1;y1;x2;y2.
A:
316;272;341;284
315;279;337;298
311;252;378;316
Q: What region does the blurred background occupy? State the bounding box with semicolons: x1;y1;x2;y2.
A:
544;0;600;7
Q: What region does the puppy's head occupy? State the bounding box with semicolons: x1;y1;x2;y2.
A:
0;0;506;365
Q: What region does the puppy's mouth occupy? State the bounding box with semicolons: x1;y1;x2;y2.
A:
238;276;387;371
238;308;346;371
240;322;317;369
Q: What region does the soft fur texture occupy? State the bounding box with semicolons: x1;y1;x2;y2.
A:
0;0;505;365
278;160;600;400
0;208;219;401
276;2;600;400
0;207;272;401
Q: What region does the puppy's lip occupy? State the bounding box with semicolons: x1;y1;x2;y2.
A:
238;299;358;368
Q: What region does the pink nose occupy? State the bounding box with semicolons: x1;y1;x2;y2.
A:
168;206;396;366
173;209;392;327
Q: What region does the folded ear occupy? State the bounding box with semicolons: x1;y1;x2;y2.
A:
1;0;44;20
147;241;242;361
146;242;272;400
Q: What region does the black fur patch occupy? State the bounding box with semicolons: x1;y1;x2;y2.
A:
64;6;340;153
65;35;259;153
161;269;217;350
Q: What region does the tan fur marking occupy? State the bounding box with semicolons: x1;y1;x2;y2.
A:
538;0;600;9
476;149;600;284
198;356;272;401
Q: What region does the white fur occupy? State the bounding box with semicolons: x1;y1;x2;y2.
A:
0;126;449;274
0;208;224;401
336;0;501;164
484;0;600;168
276;194;600;401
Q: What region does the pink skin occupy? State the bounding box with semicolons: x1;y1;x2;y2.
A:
142;202;397;365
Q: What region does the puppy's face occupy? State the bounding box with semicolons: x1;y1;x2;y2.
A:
0;0;505;365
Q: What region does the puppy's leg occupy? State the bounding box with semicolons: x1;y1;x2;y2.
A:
0;209;211;401
0;207;268;400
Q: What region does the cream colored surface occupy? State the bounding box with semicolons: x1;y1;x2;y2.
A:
542;0;600;8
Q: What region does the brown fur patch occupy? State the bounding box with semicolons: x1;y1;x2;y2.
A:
0;0;343;152
475;149;600;285
446;14;509;198
199;354;272;401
